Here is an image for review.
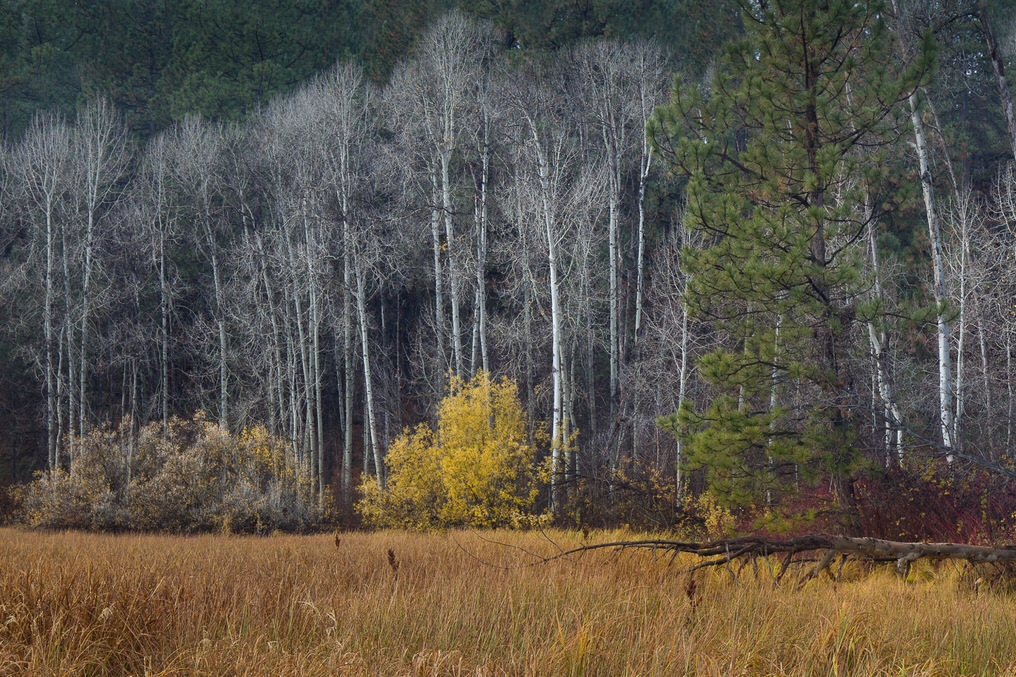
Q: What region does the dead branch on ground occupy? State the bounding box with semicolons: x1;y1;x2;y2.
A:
545;534;1016;587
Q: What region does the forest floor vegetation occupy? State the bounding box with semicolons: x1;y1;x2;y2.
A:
1;527;1015;675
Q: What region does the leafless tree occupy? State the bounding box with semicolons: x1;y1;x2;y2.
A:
12;113;72;469
70;98;128;439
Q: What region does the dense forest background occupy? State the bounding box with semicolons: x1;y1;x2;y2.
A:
4;0;1016;534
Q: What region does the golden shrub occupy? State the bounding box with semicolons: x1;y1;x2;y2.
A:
357;371;542;530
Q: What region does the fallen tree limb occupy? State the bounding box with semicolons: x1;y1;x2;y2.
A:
549;534;1016;587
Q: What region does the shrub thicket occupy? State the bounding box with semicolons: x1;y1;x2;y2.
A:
21;414;322;533
357;371;544;530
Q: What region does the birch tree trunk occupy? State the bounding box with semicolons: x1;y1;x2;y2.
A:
891;0;953;458
16;113;70;469
863;193;904;461
354;246;383;487
907;92;954;458
73;99;126;439
139;133;174;433
429;167;446;366
318;61;372;512
526;117;565;513
473;103;490;376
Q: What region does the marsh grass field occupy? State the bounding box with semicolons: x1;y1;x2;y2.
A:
2;528;1016;676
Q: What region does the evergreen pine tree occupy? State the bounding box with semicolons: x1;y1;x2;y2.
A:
651;0;933;528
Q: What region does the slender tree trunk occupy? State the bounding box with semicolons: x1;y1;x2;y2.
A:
260;252;284;436
342;219;355;512
303;204;325;503
289;238;311;472
77;203;95;439
531;128;564;513
675;299;689;497
976;307;991;423
891;0;954;458
158;226;169;432
475;113;490;375
442;152;464;379
606;134;620;419
1008;330;1014;452
634;145;652;345
213;250;228;429
61;218;76;462
865;196;904;461
44;196;56;468
907;92;954;458
56;328;65;464
75;99;125;440
354;249;382;487
954;199;969;449
429;168;446;369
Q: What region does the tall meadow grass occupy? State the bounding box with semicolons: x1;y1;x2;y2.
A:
1;528;1015;675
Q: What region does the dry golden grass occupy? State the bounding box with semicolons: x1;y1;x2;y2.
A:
1;527;1016;676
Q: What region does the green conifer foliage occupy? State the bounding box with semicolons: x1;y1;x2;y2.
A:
651;0;932;524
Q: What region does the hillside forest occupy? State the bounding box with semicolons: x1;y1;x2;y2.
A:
3;0;1016;535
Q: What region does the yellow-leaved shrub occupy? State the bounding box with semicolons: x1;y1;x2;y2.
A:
357;371;542;530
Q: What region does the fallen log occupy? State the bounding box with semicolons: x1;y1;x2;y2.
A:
551;534;1016;586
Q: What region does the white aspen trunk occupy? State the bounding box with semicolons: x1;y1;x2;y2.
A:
429;168;446;366
45;194;56;468
261;257;285;435
158;223;169;432
546;222;564;505
61;215;77;462
343;290;355;506
890;0;954;459
675;300;689;497
342;210;355;510
75;99;124;439
865;199;904;460
213;250;228;429
330;82;358;509
907;92;954;458
477;112;490;375
634;145;652;344
151;143;172;435
21;119;68;468
867;324;904;459
313;285;324;501
303;204;324;502
954;203;969;449
564;344;576;482
529;122;564;513
354;250;383;487
584;246;599;445
767;315;781;509
605;126;620;418
56;327;65;464
1008;330;1014;452
976;308;991;421
284;292;299;462
199;182;229;430
470;286;481;373
442;151;464;379
77;207;94;439
325;63;371;489
289;242;311;472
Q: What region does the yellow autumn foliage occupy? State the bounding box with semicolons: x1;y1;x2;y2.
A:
357;371;542;530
